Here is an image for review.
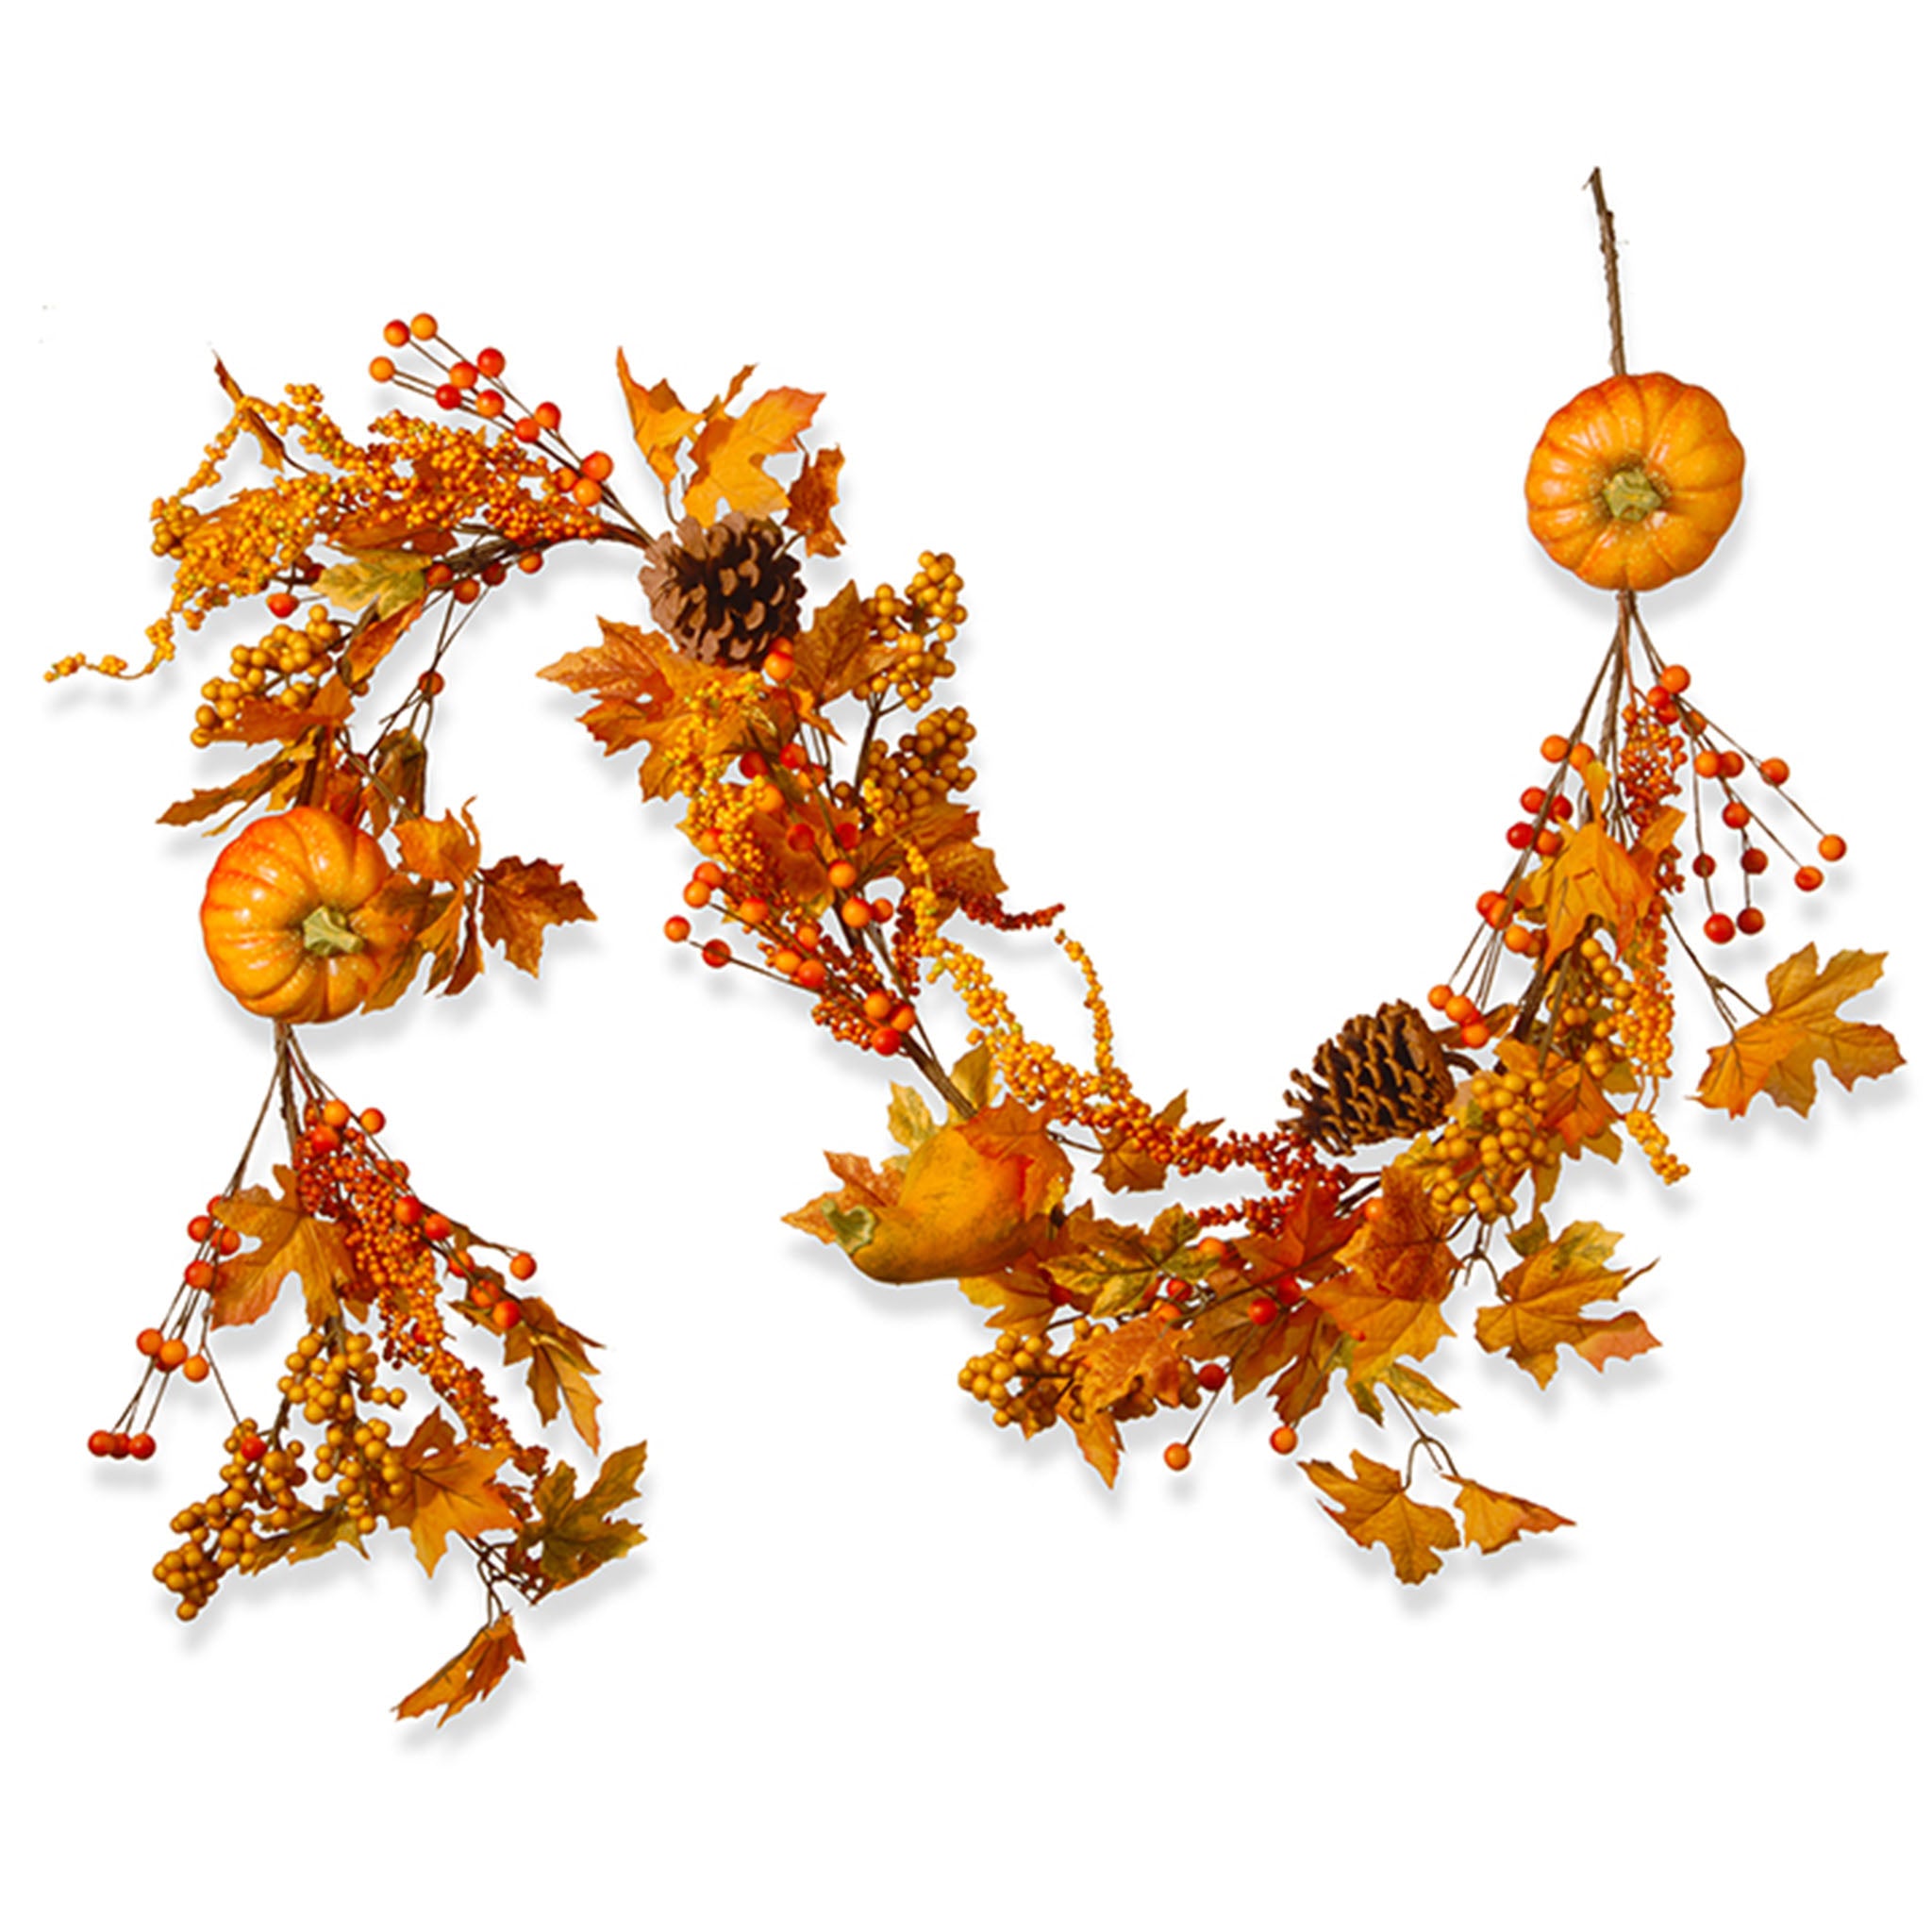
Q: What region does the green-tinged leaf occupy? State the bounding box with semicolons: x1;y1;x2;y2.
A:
518;1441;648;1587
1474;1219;1659;1388
316;549;427;617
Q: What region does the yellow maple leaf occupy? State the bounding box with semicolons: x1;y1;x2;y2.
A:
500;1295;603;1450
1697;945;1903;1117
392;1409;520;1575
1304;1451;1461;1583
394;1614;525;1727
1474;1218;1658;1388
1520;810;1680;959
209;1178;358;1328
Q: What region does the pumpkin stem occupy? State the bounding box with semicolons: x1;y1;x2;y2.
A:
301;902;367;957
1602;465;1664;523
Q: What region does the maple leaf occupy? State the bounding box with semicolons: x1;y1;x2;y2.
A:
245;1500;368;1571
1697;945;1903;1117
394;1615;525;1727
501;1295;603;1450
956;1256;1062;1337
1521;810;1680;958
615;352;704;498
1059;1400;1124;1489
518;1441;648;1588
361;729;429;836
1094;1092;1200;1195
316;548;428;618
784;1147;903;1251
786;581;892;717
1474;1217;1659;1388
158;748;310;829
1303;1166;1456;1385
684;385;823;525
1455;1479;1573;1554
391;1409;520;1575
342;598;425;684
228;676;354;746
208;1177;358;1327
1064;1310;1197;1419
785;444;846;557
1041;1203;1206;1320
1304;1451;1462;1583
479;858;595;974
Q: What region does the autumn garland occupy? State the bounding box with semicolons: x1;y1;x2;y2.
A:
61;175;1901;1721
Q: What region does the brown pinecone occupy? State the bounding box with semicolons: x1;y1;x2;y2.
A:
1285;1001;1457;1156
638;511;804;668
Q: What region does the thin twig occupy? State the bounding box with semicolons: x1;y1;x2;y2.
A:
1587;169;1627;376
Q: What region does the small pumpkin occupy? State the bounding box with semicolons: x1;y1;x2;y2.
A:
200;808;413;1023
1524;372;1744;591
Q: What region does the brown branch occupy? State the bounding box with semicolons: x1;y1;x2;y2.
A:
1587;168;1627;376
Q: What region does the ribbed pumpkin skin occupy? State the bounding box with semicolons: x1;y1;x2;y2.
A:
1525;373;1744;591
200;808;410;1023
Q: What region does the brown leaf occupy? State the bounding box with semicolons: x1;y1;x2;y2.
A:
1063;1312;1196;1415
394;1614;525;1727
479;858;595;974
500;1295;603;1450
1697;945;1903;1117
517;1441;648;1587
784;445;845;557
158;749;308;828
212;354;288;471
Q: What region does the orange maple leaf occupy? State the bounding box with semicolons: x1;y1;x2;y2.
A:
1474;1217;1658;1388
500;1294;603;1449
1696;945;1903;1117
784;444;845;558
1304;1451;1462;1583
684;386;823;526
1521;810;1679;959
615;351;704;498
208;1178;358;1328
394;1614;525;1727
1454;1479;1574;1553
1303;1166;1456;1384
479;857;595;975
392;1409;520;1575
1063;1312;1196;1415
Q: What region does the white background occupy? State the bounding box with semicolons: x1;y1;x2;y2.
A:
6;5;1924;1924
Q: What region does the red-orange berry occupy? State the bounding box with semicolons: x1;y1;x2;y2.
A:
409;312;438;340
1693;749;1722;779
1717;750;1745;780
1196;1361;1229;1392
580;451;615;483
395;1195;424;1225
475;391;506;419
89;1429;116;1457
890;1004;917;1032
1704;913;1736;944
476;346;506;377
187;1214;213;1242
423;1212;453;1241
534;401;561;429
241;1435;268;1462
1658;663;1691;694
1794;866;1824;892
572;477;605;508
181;1356;210;1384
383;319;411;348
793;958;828;991
489;1298;521;1332
869;1025;902;1055
513;416;541;442
448;360;477;391
664;915;692;943
702;939;732;968
1740;847;1769;876
1541;734;1571;764
137;1327;164;1357
1460;1019;1491;1048
509;1252;537;1282
128;1433;157;1461
1269;1424;1299;1456
434;383;461;410
1759;757;1790;786
266;591;299;620
1722;801;1751;830
1818;834;1847;862
1163;1442;1192;1472
1737;907;1766;936
1248;1296;1278;1326
452;577;482;605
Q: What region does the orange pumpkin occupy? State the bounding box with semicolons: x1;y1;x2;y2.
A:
200;808;413;1023
1524;373;1744;591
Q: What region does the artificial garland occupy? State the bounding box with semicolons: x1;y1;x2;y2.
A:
61;174;1901;1723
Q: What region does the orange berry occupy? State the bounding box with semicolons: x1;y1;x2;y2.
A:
1568;742;1595;773
423;1212;453;1241
322;1099;351;1129
682;880;712;909
1196;1361;1228;1392
1163;1442;1192;1473
763;651;794;684
1269;1424;1299;1456
862;990;894;1023
88;1429;117;1457
183;1258;214;1291
534;401;561;429
1658;663;1691;694
792;958;827;991
366;352;393;382
1248;1296;1278;1326
1459;1019;1491;1048
468;1278;497;1308
890;1004;917;1032
1794;866;1824;892
448;359;477;390
266;591;299;620
181;1355;210;1384
1818;834;1847;862
137;1327;165;1357
1541;735;1571;764
128;1433;157;1461
694;861;725;889
382;319;410;347
841;898;872;929
702;939;732;968
580;451;614;482
664;915;692;942
1721;801;1751;830
827;859;858;891
513;416;542;443
870;895;895;922
1759;757;1790;787
1443;992;1474;1024
491;1298;523;1332
509;1252;537;1281
771;948;802;976
409;312;438;340
571;477;604;508
1426;983;1452;1011
869;1025;902;1055
1704;913;1736;944
476;347;506;378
